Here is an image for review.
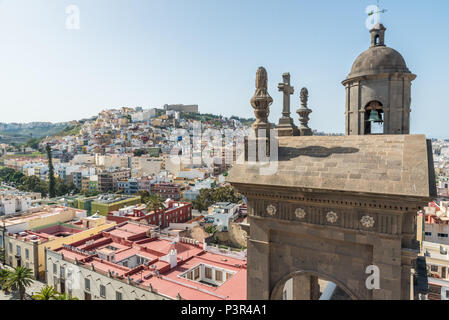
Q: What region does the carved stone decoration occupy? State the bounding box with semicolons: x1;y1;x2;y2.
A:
295;208;306;219
266;204;277;216
360;215;375;228
296;87;313;136
326;211;338;224
250;67;273;131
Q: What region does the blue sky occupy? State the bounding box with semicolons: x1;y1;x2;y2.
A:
0;0;448;138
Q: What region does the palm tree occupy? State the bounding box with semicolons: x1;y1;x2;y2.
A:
0;269;11;292
0;248;5;268
146;194;165;213
7;266;34;300
146;194;165;226
32;285;58;300
55;293;79;300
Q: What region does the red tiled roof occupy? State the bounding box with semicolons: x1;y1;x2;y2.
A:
54;221;246;300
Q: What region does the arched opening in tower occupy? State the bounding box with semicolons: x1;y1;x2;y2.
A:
364;101;384;135
374;35;380;46
280;275;353;300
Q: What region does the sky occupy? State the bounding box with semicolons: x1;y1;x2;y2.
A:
0;0;448;138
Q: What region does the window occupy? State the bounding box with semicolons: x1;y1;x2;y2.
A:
85;278;90;291
25;249;29;260
431;265;439;272
16;245;21;256
438;233;449;238
226;273;232;281
60;266;65;279
116;291;122;300
8;242;12;253
194;267;200;280
100;285;106;298
0;236;3;247
53;263;57;274
425;232;432;237
205;267;212;280
26;262;29;269
215;270;223;282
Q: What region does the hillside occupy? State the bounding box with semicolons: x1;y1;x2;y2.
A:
0;122;69;145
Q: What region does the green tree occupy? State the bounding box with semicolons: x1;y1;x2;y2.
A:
54;177;77;197
192;188;212;212
55;292;79;300
32;285;58;300
138;190;150;203
25;138;41;150
133;149;147;157
19;175;48;197
146;194;165;216
0;269;11;292
0;248;5;267
205;225;217;234
192;186;242;212
6;266;34;300
46;144;56;198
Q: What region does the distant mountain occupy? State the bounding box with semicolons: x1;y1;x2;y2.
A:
0;122;69;145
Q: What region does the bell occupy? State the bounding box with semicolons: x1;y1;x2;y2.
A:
367;110;383;123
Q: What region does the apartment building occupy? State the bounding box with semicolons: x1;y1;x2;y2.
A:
45;221;246;300
4;214;115;279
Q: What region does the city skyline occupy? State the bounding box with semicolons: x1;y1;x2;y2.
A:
1;0;449;138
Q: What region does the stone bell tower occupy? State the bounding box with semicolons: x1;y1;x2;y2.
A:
342;24;417;135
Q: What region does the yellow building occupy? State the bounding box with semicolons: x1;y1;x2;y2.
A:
4;211;115;279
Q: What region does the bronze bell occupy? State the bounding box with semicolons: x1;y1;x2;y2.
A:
367;110;383;123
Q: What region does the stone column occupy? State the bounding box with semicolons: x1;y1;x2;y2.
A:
292;274;320;300
247;217;271;300
371;239;403;300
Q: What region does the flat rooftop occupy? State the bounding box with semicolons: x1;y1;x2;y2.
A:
228;134;435;198
1;206;85;227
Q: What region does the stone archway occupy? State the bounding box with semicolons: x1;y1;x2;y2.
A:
270;270;358;300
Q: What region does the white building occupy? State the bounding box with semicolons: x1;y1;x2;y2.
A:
131;108;157;122
208;202;240;231
0;195;31;216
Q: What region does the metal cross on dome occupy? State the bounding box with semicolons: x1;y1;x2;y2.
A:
368;0;388;21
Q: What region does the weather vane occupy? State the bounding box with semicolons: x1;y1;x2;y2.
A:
368;0;388;18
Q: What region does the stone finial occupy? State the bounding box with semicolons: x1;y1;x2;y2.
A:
250;67;273;130
297;87;313;136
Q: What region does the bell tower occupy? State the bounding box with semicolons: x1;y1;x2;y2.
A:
342;24;416;135
370;23;386;47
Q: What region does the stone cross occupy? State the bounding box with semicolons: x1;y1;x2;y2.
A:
278;73;294;118
276;72;298;136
